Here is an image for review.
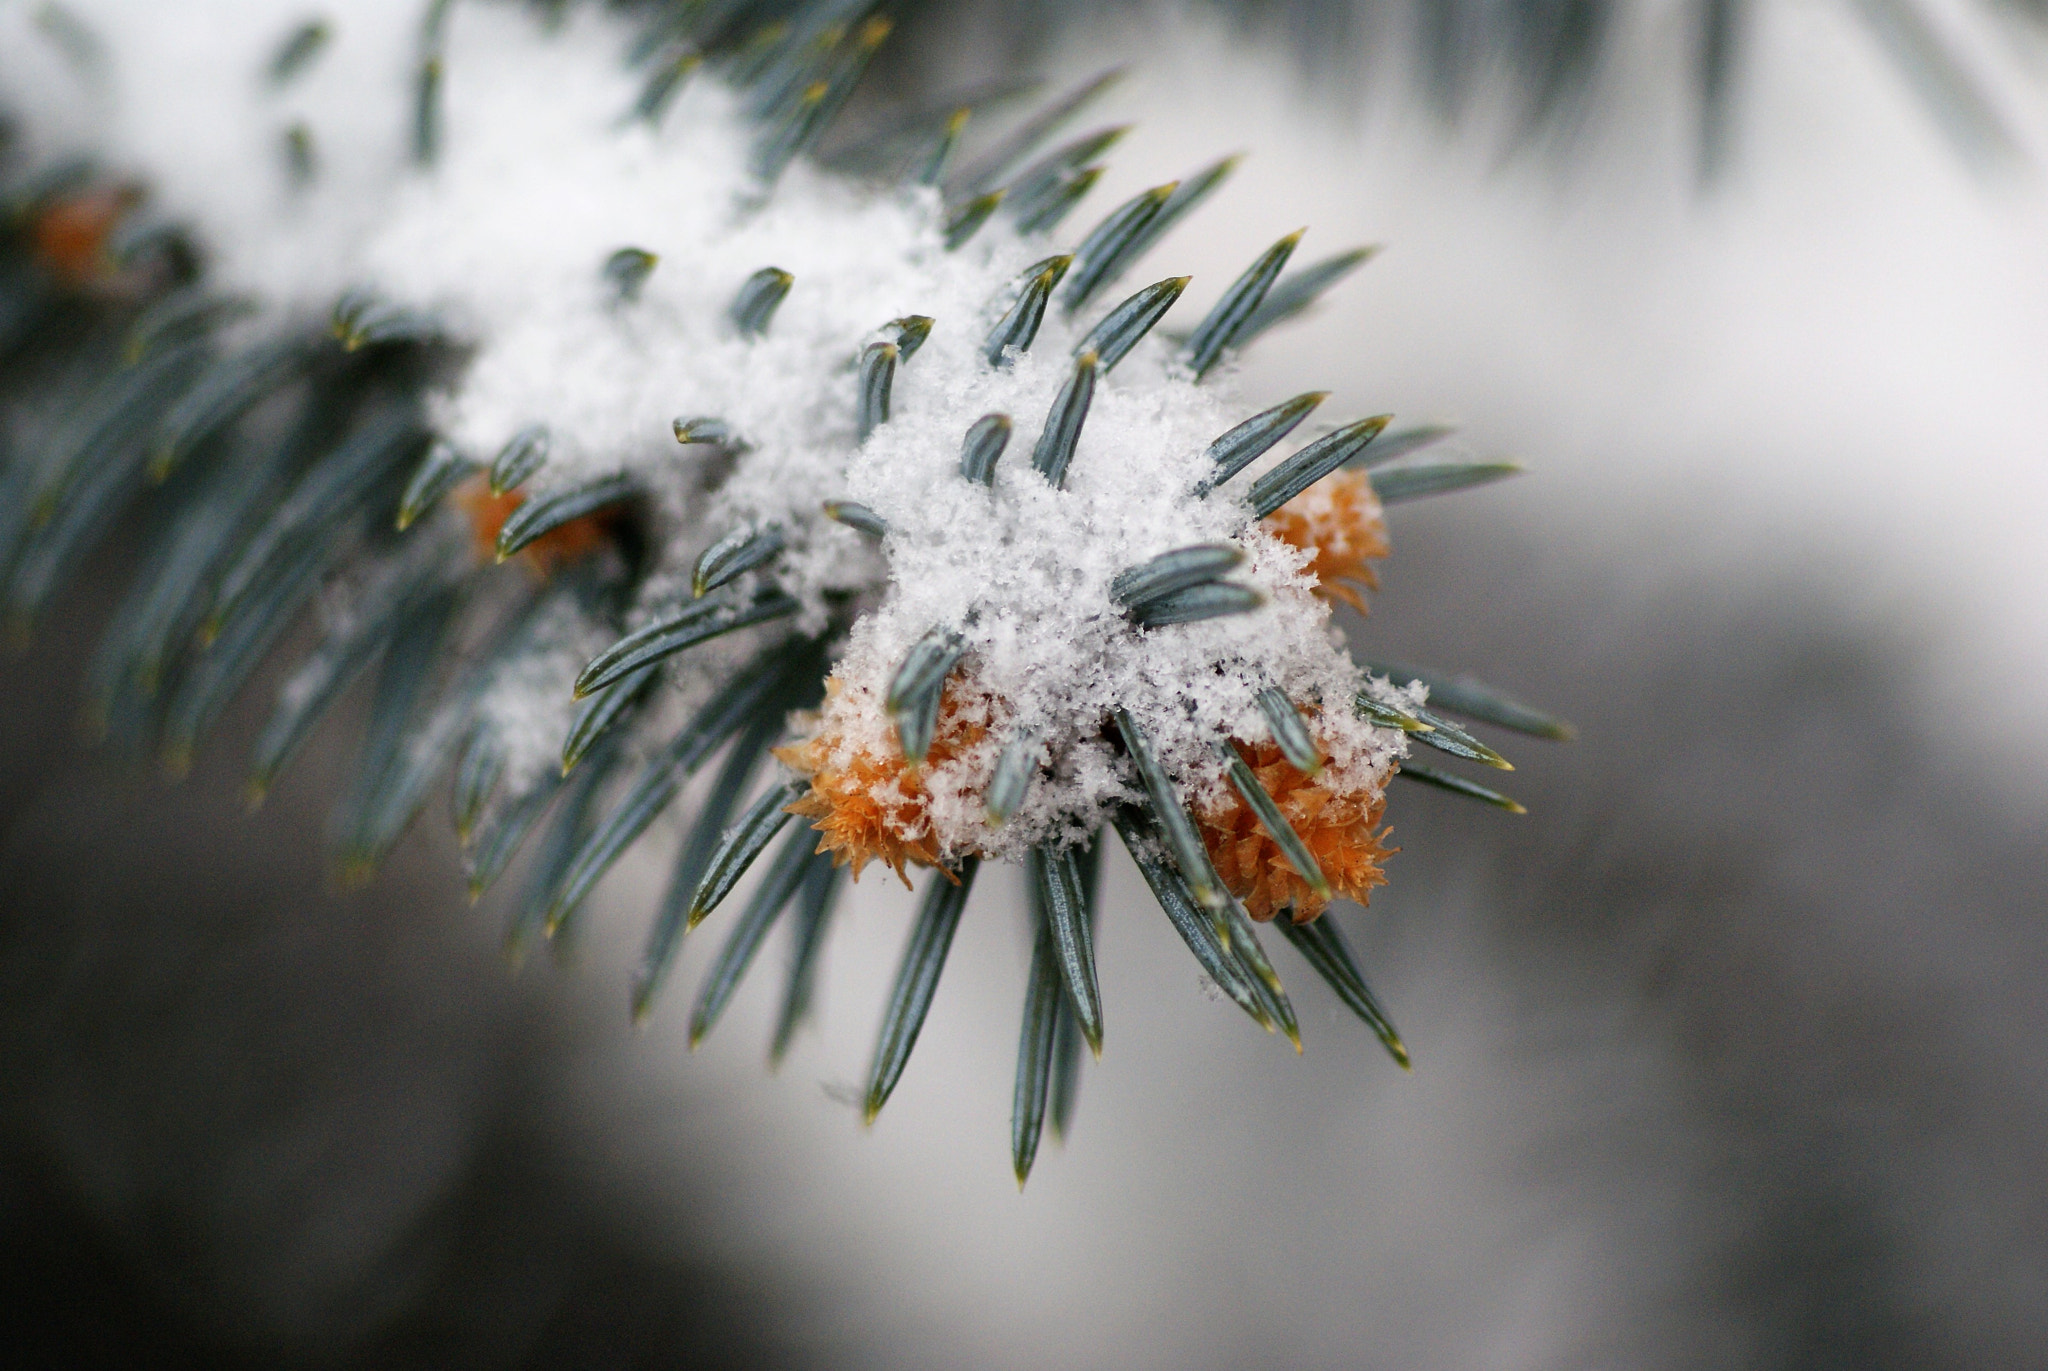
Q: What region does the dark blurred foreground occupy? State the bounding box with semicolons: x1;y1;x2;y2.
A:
0;546;819;1366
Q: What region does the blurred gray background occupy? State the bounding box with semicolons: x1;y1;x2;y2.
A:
4;1;2046;1366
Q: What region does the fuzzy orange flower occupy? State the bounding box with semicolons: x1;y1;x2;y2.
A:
1263;467;1390;613
1198;735;1395;923
777;678;987;886
33;185;143;285
455;476;617;575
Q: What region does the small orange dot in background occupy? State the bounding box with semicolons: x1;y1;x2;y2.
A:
454;475;619;575
33;185;141;286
